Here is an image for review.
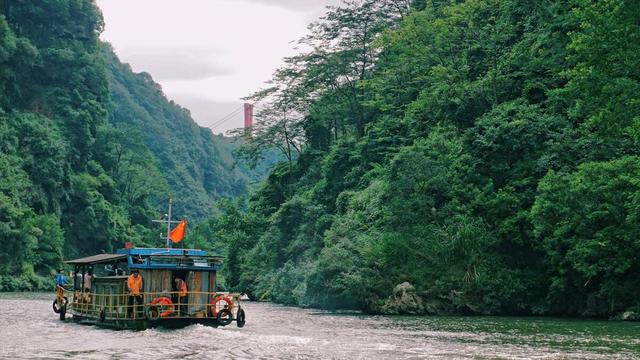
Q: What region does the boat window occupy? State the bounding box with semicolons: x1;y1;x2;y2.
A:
95;261;126;277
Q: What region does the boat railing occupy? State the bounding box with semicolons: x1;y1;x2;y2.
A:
59;287;241;321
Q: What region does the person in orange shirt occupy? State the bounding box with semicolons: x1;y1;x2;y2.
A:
127;270;143;318
173;277;188;316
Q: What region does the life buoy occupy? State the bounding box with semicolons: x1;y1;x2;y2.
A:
236;307;246;328
217;308;233;326
52;296;68;314
146;296;174;320
209;295;234;317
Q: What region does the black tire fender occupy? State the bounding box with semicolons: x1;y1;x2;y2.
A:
236;307;246;328
52;296;68;314
217;308;233;326
145;305;161;321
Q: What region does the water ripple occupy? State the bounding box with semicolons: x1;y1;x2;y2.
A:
1;294;639;359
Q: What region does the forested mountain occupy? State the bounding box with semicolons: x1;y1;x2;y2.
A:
2;0;638;319
0;0;248;290
104;47;247;220
203;0;640;318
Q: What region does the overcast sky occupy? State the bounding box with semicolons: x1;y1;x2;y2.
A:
97;0;339;134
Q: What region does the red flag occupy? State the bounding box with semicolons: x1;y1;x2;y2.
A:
169;219;187;243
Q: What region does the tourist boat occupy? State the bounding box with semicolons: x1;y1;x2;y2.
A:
52;200;246;330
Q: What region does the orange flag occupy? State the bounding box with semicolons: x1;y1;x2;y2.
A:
169;219;187;243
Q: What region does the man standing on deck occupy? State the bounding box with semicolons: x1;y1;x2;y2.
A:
173;277;188;316
55;269;67;288
127;270;143;318
83;269;93;303
83;269;92;291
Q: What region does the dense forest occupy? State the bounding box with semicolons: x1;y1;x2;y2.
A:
199;0;640;318
104;48;252;220
1;0;638;319
0;1;249;290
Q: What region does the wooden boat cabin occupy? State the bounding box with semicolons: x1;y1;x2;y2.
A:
54;247;246;330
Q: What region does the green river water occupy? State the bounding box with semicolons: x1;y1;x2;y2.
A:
1;292;639;359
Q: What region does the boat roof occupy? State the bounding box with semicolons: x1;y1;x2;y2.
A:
119;247;223;272
65;248;223;271
65;253;127;265
116;247;214;257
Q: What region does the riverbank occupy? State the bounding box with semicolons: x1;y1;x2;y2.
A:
262;281;640;321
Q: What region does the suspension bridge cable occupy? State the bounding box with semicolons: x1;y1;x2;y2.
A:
210;110;242;128
208;106;243;129
210;105;243;124
209;112;244;131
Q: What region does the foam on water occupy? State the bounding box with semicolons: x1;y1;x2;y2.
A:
1;294;639;359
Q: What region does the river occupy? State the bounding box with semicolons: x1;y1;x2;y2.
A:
1;293;639;359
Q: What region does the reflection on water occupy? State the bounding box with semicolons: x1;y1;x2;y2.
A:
1;293;639;359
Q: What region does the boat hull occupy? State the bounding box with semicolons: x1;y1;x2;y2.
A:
70;313;222;330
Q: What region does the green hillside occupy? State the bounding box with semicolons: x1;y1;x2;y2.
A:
104;47;248;220
204;0;640;318
0;1;248;290
2;0;639;319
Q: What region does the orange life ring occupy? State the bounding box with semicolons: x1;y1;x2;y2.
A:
209;295;234;317
149;296;174;318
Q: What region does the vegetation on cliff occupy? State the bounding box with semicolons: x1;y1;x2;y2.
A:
0;1;247;290
204;0;640;317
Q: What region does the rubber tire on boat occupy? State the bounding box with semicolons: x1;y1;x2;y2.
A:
209;295;234;317
236;307;246;328
52;296;68;314
145;305;161;321
148;296;173;318
217;308;233;326
59;304;66;321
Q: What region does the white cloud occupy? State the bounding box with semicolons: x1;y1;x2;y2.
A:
123;48;234;81
168;94;244;134
236;0;339;12
96;0;335;128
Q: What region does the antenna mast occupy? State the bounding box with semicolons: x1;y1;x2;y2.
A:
152;198;182;248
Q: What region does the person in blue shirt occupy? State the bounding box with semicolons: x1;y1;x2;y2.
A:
55;269;68;288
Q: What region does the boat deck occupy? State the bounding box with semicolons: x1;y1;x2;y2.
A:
64;288;241;330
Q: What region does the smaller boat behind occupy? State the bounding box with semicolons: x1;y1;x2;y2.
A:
52;201;246;330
